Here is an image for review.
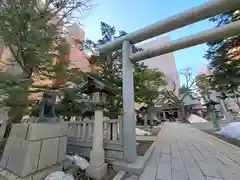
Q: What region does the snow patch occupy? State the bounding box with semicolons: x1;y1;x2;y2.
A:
66;155;89;170
188;114;208;124
136;128;152;136
219;122;240;140
44;171;74;180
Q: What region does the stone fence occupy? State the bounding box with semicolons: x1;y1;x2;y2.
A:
67;118;124;162
67;119;122;142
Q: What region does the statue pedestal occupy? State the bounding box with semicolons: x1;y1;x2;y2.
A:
0;122;68;180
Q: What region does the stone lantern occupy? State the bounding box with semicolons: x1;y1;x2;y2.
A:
84;73;116;180
203;93;220;130
91;91;108;108
81;72;116;119
83;73;115;103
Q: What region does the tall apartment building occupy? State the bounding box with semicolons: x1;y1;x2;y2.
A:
0;40;23;76
64;23;91;72
138;36;180;97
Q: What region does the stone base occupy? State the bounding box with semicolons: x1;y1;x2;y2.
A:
113;142;156;175
0;164;62;180
0;123;67;178
86;163;107;180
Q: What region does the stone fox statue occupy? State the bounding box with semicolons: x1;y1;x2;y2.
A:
30;89;95;121
30;91;59;122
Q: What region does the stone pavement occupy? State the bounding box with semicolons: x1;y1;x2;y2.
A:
137;123;240;180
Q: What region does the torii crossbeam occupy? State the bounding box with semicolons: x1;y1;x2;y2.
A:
97;0;240;163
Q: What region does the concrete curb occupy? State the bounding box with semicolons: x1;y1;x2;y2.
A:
113;171;127;180
113;141;156;175
139;141;156;171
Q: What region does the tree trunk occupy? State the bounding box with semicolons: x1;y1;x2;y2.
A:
180;103;186;122
219;98;233;121
206;105;213;121
3;120;12;139
8;106;26;123
234;98;240;109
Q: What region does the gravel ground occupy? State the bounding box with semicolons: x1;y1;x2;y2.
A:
150;127;161;136
137;140;154;156
75;164;116;180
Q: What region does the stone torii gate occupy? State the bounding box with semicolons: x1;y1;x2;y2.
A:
96;0;240;163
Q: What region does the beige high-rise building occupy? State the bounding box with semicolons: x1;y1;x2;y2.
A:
0;23;91;100
0;40;23;76
138;36;180;96
64;23;90;72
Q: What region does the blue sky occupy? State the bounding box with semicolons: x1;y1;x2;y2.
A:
80;0;215;85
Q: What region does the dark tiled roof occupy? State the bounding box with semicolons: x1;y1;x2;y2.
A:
84;72;117;95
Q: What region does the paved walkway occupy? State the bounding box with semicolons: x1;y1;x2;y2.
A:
138;123;240;180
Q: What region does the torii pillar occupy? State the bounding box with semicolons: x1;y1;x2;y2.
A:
122;41;137;163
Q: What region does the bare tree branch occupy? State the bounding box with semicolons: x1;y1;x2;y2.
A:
179;68;196;101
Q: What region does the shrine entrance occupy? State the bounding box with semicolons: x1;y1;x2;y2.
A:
159;110;180;122
96;0;240;163
155;90;181;122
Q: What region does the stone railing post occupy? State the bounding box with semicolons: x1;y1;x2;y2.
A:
112;122;118;140
86;110;107;180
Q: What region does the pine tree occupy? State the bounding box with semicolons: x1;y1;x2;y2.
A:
205;10;240;99
86;22;166;117
0;0;93;123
